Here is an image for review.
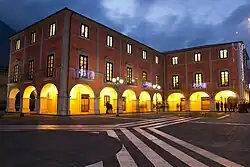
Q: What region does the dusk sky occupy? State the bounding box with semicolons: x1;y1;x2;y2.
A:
1;0;250;52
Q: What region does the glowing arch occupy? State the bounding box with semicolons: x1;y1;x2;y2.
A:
167;93;185;111
40;83;58;115
69;84;95;115
22;86;37;113
139;91;151;112
99;87;118;114
215;90;237;102
8;88;20;112
122;89;137;113
189;91;210;111
153;93;163;104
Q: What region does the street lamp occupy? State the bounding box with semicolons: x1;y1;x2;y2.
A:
112;76;124;116
153;84;161;113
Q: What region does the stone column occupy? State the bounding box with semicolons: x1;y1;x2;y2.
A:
210;98;215;111
185;100;190;112
151;99;154;112
8;98;15;112
94;96;100;115
22;98;30;113
35;97;40;114
19;97;23;113
136;96;140;113
57;95;70;116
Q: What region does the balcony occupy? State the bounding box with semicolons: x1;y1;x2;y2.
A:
75;69;95;80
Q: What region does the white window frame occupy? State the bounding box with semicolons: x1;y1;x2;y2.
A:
155;56;159;64
49;23;56;37
31;31;36;44
219;49;228;59
194;53;201;62
15;39;21;50
127;43;132;54
172;56;178;65
81;24;89;38
107;35;113;47
142;50;147;60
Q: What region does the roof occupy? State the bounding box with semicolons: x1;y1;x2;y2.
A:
9;7;163;55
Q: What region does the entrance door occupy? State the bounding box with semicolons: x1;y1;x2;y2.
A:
122;97;126;111
29;91;36;112
201;97;210;110
81;94;89;112
180;98;185;111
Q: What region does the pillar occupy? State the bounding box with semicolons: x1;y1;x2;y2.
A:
19;97;23;113
151;99;154;112
136;96;140;113
57;95;70;116
22;98;30;113
210;98;215;111
185;100;190;112
8;98;15;112
94;96;100;114
35;97;40;113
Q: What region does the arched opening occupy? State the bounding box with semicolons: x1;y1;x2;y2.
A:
8;88;20;112
153;93;163;105
122;89;136;113
99;87;117;114
40;83;58;115
215;90;237;104
189;91;210;111
245;91;249;103
139;91;151;112
70;84;95;115
167;93;185;111
23;86;37;113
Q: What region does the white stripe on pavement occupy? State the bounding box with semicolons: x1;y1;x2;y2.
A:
151;117;201;128
106;130;138;167
120;128;173;167
134;127;208;167
217;114;230;119
149;128;244;167
190;121;250;126
85;161;103;167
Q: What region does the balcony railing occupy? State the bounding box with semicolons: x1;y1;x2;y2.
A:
75;69;95;80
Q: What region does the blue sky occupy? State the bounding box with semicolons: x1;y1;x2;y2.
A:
1;0;250;52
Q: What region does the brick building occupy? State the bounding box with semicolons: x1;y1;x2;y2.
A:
7;8;164;115
164;42;249;111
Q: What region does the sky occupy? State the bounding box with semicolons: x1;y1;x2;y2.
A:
1;0;250;52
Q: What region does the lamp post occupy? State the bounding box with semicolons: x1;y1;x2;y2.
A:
153;84;161;113
112;76;124;117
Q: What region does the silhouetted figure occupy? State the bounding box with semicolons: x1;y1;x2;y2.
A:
220;102;223;112
176;103;180;111
224;102;227;112
180;103;182;111
216;102;219;111
106;101;111;114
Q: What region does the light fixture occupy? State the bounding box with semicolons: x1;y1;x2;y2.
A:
112;78;116;83
157;85;161;90
132;79;135;83
119;79;124;84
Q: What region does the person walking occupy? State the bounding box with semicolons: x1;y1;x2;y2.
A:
106;101;111;114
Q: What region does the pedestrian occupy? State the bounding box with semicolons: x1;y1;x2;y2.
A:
216;102;219;111
106;101;110;114
220;102;223;112
224;102;227;113
176;103;180;111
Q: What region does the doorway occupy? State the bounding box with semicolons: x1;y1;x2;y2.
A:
81;94;89;112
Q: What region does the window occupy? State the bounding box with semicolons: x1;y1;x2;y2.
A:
31;32;36;44
220;71;229;86
142;71;147;81
172;57;178;65
127;67;132;84
107;35;113;47
15;39;21;50
127;43;132;54
142;50;147;60
79;55;88;78
194;53;201;62
156;75;160;84
81;24;89;38
219;49;228;59
104;95;110;106
106;62;113;82
195;73;202;84
28;60;34;80
172;75;179;89
13;64;19;83
47;54;54;77
155;56;159;64
49;23;56;37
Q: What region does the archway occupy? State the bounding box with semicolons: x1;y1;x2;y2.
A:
245;91;249;103
99;87;117;114
215;90;237;103
70;84;95;115
122;89;137;113
189;91;210;111
8;88;20;112
153;93;163;105
23;86;37;113
139;91;151;112
167;93;185;111
40;83;58;115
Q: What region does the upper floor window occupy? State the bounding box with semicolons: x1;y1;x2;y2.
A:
155;56;159;64
156;75;160;84
142;71;147;81
172;56;178;65
15;39;21;50
172;75;179;89
30;32;36;44
81;24;89;38
142;50;147;60
107;35;113;47
28;60;34;80
106;62;113;82
127;43;132;54
194;53;201;62
49;23;56;37
79;55;88;70
219;49;228;59
13;64;19;83
194;73;203;84
220;70;229;87
127;67;132;84
47;54;54;77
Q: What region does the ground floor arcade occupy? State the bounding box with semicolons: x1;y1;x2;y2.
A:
7;83;163;115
